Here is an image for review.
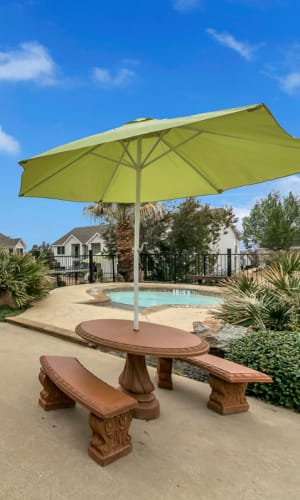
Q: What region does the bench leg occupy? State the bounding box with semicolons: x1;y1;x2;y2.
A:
207;375;249;415
88;411;133;466
39;369;75;411
157;358;173;390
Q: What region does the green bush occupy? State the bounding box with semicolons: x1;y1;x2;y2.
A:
226;330;300;412
0;247;53;308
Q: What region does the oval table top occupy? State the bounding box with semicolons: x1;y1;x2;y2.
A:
75;319;209;358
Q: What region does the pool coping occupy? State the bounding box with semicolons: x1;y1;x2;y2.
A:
86;282;225;315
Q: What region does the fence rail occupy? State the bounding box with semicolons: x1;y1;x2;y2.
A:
43;250;270;287
140;251;269;283
44;250;116;287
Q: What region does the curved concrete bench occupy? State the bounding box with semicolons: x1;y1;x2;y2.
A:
39;355;137;465
157;354;272;415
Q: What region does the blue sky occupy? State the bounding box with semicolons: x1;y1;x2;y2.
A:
1;0;300;249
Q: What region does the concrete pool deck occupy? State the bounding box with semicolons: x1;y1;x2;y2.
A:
7;282;224;342
2;284;300;499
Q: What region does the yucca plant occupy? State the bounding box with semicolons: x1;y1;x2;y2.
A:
0;247;52;308
217;289;267;330
218;252;300;331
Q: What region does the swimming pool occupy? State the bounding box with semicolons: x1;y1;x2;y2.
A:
106;289;222;308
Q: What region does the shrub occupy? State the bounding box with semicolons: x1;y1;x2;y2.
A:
226;330;300;412
0;247;53;308
218;252;300;331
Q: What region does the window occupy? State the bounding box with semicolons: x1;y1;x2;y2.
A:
71;244;80;258
91;243;101;254
57;246;65;255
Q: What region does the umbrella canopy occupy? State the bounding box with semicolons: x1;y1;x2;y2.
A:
19;103;300;329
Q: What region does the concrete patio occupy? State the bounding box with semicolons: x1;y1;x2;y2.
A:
1;285;300;499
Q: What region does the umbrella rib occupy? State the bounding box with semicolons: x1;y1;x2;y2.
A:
143;130;203;168
180;125;300;149
100;149;130;200
119;141;138;168
141;130;171;165
20;144;107;195
161;137;223;193
88;150;133;168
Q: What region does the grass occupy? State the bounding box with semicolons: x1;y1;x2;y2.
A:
0;306;27;322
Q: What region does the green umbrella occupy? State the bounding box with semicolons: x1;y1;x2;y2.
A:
19;103;300;329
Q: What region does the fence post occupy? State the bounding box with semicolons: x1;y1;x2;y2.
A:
112;254;116;282
141;253;147;281
227;248;232;277
88;250;94;283
174;254;177;283
203;254;207;276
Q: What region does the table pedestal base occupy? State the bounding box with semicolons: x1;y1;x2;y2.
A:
120;388;160;420
119;353;160;420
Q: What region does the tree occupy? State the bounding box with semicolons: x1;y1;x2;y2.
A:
139;204;172;253
167;198;236;253
83;202;164;281
29;242;58;269
242;191;300;251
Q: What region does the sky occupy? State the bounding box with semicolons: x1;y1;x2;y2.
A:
1;0;300;250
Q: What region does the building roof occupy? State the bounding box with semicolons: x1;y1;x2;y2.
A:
52;225;107;245
0;233;25;248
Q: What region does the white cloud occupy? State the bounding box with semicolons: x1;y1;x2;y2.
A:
271;175;300;195
232;206;251;230
172;0;201;11
279;72;300;95
0;125;20;155
92;67;136;88
206;28;262;61
0;41;57;85
263;43;300;96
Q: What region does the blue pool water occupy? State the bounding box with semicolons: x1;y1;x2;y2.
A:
106;289;222;308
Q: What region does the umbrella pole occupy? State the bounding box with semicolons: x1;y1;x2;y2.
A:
133;141;142;331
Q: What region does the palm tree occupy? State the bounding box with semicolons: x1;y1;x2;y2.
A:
83;202;164;281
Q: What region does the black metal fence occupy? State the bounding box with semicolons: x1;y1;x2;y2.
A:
140;250;268;282
44;249;270;287
44;250;117;287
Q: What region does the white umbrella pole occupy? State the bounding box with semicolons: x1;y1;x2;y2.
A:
133;141;142;330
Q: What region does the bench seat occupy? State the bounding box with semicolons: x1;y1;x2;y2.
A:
186;274;227;285
157;354;272;415
39;355;137;466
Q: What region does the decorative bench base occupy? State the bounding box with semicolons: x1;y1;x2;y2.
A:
157;355;272;415
88;412;133;466
207;375;249;415
157;358;173;391
39;370;75;410
38;356;137;466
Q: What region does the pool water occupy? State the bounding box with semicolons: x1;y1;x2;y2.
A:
106;289;222;308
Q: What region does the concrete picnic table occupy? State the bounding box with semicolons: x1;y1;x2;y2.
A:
75;318;209;420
